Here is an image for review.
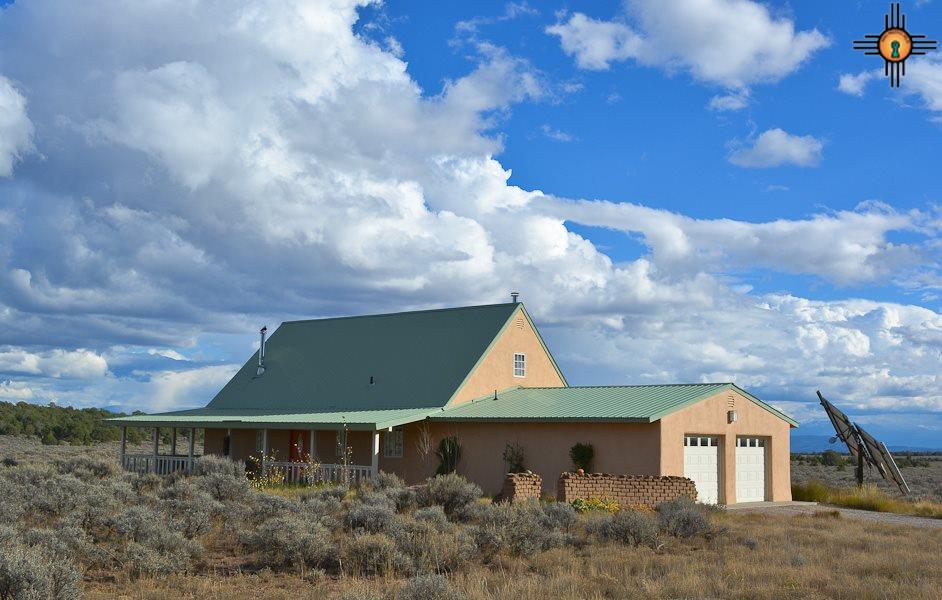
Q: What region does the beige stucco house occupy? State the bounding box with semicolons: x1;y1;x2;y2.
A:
111;301;797;504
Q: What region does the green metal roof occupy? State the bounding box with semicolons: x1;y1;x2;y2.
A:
111;303;526;428
108;407;437;431
429;383;798;426
208;302;520;412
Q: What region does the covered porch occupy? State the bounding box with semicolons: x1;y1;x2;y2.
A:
109;407;433;486
117;425;380;485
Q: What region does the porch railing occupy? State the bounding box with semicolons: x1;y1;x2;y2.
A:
268;461;374;486
122;453;198;475
119;454;374;485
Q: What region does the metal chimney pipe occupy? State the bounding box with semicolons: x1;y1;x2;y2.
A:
511;291;519;304
256;326;268;376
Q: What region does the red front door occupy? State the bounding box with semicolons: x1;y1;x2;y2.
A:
289;430;309;462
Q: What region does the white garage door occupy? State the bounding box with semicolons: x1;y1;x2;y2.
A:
683;436;719;504
736;437;766;503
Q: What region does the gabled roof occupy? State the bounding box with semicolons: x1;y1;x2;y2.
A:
111;303;529;428
429;383;799;427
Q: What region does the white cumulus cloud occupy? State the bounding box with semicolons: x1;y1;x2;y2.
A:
0;76;34;177
547;0;829;93
728;128;824;168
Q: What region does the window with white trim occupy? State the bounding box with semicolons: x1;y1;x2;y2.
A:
513;353;526;377
384;428;404;458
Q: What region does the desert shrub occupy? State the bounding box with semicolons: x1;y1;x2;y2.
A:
345;503;396;533
0;542;81;600
372;471;406;490
469;501;567;556
656;497;709;538
195;471;249;502
1;457;18;468
301;485;350;502
387;516;475;574
501;442;526;473
605;510;659;547
53;456;116;479
243;515;337;572
743;537;758;550
194;455;245;478
300;495;343;526
131;472;162;495
22;527;94;561
418;474;481;515
397;573;465;600
163;497;216;538
542;501;577;531
821;450;846;467
360;475;416;512
113;505;164;543
569;443;594;472
584;512;614;538
121;538;200;578
435;437;462;475
242;491;296;521
414;505;449;529
345;533;408;577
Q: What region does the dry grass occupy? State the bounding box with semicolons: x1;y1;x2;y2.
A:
792;454;942;503
84;510;942;600
793;481;942;518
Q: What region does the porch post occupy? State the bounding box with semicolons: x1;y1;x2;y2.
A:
188;427;196;472
119;426;127;467
371;430;380;478
309;430;315;461
262;428;268;472
151;427;159;474
171;427;177;456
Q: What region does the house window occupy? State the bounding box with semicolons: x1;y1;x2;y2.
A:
513;353;526;377
384;428;404;458
255;430;265;453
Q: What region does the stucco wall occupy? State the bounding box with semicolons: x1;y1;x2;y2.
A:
658;389;792;503
450;307;565;406
378;420;661;496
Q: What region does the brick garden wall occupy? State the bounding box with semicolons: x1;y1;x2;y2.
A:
499;472;542;502
557;472;697;506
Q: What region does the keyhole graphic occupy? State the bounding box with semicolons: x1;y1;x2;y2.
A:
891;40;901;58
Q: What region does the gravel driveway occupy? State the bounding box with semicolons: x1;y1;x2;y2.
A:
725;501;942;529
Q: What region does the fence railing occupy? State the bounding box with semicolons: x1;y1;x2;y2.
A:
121;453;197;475
120;454;374;485
268;461;374;485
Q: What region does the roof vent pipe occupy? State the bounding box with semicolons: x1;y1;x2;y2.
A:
510;291;519;304
256;326;267;376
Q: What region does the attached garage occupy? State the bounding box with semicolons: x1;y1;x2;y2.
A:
683;436;719;504
735;436;767;502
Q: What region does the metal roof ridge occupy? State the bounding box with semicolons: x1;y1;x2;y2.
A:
281;302;519;325
519;382;732;390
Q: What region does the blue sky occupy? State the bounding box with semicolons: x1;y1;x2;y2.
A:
0;0;941;447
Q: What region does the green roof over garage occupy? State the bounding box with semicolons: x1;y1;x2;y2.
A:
429;383;798;427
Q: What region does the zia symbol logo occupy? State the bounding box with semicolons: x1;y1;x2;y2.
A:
853;2;937;87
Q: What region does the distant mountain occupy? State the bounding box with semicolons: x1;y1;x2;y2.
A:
790;433;941;454
791;435;844;453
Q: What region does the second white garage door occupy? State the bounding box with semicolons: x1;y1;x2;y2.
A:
683;436;719;504
735;437;766;503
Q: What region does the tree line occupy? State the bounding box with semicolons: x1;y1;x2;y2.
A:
0;401;193;446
